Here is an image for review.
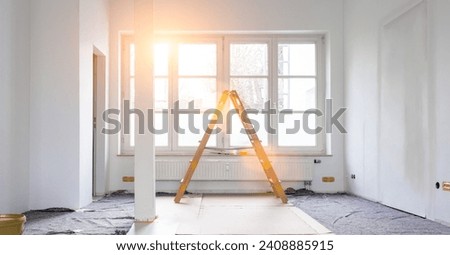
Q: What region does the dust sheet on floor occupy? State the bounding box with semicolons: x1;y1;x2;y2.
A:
290;193;450;235
24;192;134;235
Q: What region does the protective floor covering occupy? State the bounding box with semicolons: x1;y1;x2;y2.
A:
290;193;450;235
23;193;450;235
174;194;330;235
24;192;134;235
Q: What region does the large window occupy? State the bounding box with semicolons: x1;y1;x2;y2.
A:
120;35;136;154
121;34;326;155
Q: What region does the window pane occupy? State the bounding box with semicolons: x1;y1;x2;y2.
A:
130;44;136;76
154;78;168;109
130;117;135;147
154;43;169;76
129;78;135;108
230;44;268;76
129;77;136;147
179;44;216;76
278;44;316;76
229;114;268;147
178;114;216;147
278;113;316;147
230;78;268;110
278;78;316;111
178;78;217;110
154;112;169;147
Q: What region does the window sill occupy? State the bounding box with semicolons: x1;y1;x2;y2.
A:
116;153;134;157
117;152;333;157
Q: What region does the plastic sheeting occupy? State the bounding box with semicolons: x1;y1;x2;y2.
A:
290;194;450;235
23;192;134;235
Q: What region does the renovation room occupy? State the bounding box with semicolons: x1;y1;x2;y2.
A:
1;0;450;250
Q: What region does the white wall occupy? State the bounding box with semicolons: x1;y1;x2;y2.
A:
1;0;110;212
344;0;450;224
29;0;81;209
29;0;109;210
379;1;428;216
0;0;30;213
344;0;411;200
109;0;346;193
430;0;450;224
79;0;110;205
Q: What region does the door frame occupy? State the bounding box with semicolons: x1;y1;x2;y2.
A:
93;47;108;196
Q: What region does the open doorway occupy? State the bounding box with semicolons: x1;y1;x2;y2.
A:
93;48;107;197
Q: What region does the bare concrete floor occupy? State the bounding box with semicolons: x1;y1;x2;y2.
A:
128;194;331;235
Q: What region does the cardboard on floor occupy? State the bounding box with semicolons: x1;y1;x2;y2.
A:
128;194;331;235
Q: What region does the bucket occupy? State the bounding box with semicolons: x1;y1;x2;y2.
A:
0;214;26;235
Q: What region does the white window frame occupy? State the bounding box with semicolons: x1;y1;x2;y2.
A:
120;34;327;155
273;36;326;154
170;37;223;153
147;36;223;153
120;34;135;155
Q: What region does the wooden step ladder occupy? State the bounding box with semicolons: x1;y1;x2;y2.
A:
174;90;288;204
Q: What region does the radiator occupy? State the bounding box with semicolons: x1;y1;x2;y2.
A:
156;158;314;181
